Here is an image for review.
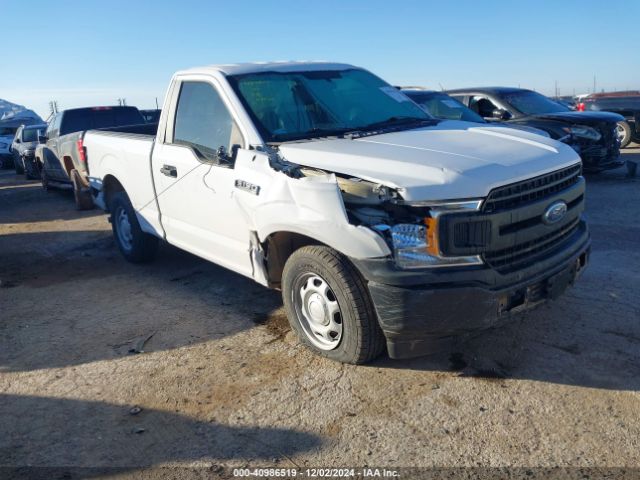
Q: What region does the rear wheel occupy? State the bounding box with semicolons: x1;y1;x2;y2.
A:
109;191;159;263
616;121;632;149
71;169;94;210
282;245;385;364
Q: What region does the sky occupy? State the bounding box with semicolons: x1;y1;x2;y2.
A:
1;0;638;119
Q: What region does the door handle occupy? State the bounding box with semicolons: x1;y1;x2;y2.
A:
160;165;177;178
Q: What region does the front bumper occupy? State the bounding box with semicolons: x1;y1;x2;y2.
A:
352;223;591;359
573;127;623;172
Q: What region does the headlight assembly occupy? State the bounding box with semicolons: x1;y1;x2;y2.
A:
563;125;601;142
375;200;484;269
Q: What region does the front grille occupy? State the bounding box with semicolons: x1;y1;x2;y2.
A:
483;218;581;274
440;164;586;274
483;163;581;213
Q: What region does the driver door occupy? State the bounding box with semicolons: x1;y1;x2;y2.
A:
152;78;253;277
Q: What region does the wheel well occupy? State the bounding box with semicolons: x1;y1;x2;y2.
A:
102;175;125;210
263;232;321;288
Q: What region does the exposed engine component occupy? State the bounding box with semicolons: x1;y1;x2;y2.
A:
300;167;395;205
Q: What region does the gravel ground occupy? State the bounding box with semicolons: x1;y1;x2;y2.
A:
1;147;639;479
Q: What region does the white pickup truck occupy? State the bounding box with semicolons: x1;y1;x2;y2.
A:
85;62;590;364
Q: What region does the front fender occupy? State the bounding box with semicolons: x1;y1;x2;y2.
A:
232;150;390;260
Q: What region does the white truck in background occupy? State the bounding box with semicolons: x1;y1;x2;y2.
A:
84;62;590;364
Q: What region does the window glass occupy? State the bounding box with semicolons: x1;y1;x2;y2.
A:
407;92;485;123
0;127;18;136
60;107;144;135
173;82;239;161
229;69;431;143
469;96;499;117
501;91;569;115
22;127;46;142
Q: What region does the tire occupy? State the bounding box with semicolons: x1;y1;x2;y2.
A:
71;169;94;210
616;121;632;149
109;190;159;263
41;166;50;191
282;245;385;364
24;159;39;180
14;157;24;175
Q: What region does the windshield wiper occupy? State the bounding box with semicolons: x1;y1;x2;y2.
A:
271;127;351;142
345;116;438;138
361;116;435;130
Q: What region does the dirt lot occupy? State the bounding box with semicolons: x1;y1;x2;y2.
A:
1;148;640;478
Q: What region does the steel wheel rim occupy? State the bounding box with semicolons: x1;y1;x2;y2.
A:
292;272;343;350
616;124;627;143
116;207;134;252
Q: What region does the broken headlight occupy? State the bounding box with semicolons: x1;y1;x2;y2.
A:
375;200;484;269
563;125;601;142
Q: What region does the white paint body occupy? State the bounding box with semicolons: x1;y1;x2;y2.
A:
85;62;581;284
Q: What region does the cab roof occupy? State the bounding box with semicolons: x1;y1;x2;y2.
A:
446;87;533;95
178;61;358;77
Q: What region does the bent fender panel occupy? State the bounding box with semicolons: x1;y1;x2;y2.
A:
233;151;391;260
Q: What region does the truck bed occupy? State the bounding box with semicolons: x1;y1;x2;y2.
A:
84;126;161;236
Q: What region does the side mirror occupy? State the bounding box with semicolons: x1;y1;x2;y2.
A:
14;138;21;144
492;108;512;120
38;135;47;144
215;145;229;163
215;144;240;164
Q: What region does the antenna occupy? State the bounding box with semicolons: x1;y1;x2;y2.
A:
438;83;445;91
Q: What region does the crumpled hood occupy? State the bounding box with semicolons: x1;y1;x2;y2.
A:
278;121;581;201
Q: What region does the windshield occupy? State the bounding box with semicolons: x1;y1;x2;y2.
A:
22;128;46;142
407;92;485;123
501;91;569;115
228;69;432;142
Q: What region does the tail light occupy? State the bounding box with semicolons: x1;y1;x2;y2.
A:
576;102;585;112
76;138;87;166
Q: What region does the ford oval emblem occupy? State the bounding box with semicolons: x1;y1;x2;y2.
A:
542;201;568;225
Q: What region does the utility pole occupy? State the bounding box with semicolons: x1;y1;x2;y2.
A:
593;75;596;94
117;98;127;106
555;80;558;98
48;101;59;116
155;97;159;110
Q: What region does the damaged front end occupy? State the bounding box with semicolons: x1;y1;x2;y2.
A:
299;166;485;270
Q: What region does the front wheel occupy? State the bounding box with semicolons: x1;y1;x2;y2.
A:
24;158;39;180
109;191;159;263
616;121;632;149
282;245;385;364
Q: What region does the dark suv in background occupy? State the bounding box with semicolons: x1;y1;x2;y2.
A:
447;87;624;172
